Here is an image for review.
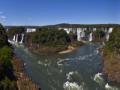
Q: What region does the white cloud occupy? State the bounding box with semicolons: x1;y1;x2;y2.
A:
0;11;6;23
0;11;3;14
0;15;6;19
0;15;7;22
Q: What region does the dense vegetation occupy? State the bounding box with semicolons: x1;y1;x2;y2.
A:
93;30;106;42
25;29;71;53
103;27;120;82
105;27;120;54
0;24;17;90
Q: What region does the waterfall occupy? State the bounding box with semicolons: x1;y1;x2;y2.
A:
16;34;18;43
106;28;113;41
106;33;109;41
89;32;93;41
81;31;85;38
20;34;24;44
13;35;16;41
77;28;82;41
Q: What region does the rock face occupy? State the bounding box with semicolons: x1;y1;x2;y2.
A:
102;27;120;83
103;54;120;83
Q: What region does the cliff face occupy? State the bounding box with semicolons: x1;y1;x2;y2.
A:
102;27;120;83
103;51;120;83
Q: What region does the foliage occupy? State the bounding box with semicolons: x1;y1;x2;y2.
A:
0;46;12;69
105;27;120;54
0;23;17;90
26;29;71;47
0;77;17;90
68;31;77;42
103;27;120;82
93;30;106;41
0;24;8;48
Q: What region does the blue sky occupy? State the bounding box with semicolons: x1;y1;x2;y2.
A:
0;0;119;25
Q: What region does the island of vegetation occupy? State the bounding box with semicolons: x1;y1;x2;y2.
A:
25;28;83;54
102;26;120;83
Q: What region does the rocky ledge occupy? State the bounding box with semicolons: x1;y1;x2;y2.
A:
12;56;41;90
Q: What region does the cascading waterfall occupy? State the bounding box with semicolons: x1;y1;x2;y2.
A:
77;29;85;41
106;33;109;41
9;34;25;45
77;29;82;41
20;34;24;44
13;35;16;41
81;30;85;38
89;32;93;41
106;28;113;41
15;34;18;43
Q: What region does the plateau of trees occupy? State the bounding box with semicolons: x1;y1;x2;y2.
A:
25;28;71;53
26;29;71;47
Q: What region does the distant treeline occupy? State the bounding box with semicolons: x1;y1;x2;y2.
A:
5;23;120;30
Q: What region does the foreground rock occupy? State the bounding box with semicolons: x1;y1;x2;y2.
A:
12;56;40;90
102;51;120;83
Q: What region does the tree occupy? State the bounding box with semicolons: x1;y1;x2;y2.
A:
26;28;71;47
0;24;8;48
93;30;106;41
106;27;120;54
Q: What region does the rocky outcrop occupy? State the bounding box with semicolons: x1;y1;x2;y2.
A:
103;52;120;83
12;56;40;90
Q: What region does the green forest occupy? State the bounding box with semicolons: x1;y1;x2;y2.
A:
0;24;17;90
25;28;72;53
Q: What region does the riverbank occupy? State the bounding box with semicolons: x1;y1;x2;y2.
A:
58;45;76;54
12;56;40;90
101;49;120;83
27;41;84;55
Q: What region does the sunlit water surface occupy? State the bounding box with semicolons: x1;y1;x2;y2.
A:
14;43;120;90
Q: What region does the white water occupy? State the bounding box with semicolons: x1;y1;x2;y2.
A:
15;34;18;43
13;43;120;90
63;81;84;90
13;35;16;41
105;83;119;90
57;49;99;66
66;71;79;81
89;32;93;42
20;34;24;44
94;73;105;86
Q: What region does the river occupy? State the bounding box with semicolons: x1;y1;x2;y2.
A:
13;43;120;90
